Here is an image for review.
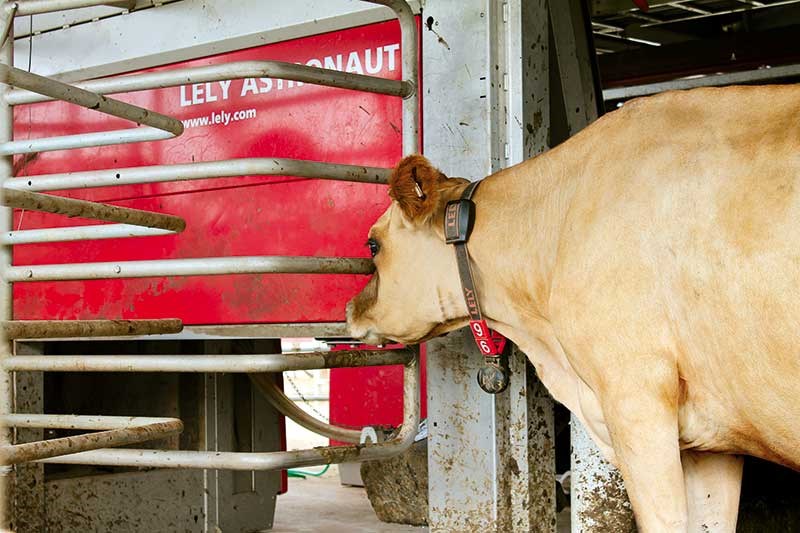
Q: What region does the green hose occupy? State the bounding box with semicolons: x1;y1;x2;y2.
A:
287;464;330;479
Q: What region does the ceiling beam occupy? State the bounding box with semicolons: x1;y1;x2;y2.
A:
591;0;673;17
599;25;800;86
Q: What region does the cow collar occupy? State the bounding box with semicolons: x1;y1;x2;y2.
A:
443;180;511;394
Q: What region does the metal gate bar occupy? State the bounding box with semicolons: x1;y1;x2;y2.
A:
36;353;419;470
2;318;183;339
0;0;419;527
3;223;175;245
6;255;374;282
0;415;183;465
6;60;413;104
5;158;392;191
0;64;183;155
1;189;186;232
4;348;412;372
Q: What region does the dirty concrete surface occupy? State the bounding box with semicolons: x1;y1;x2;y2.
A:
270;465;427;533
269;465;571;533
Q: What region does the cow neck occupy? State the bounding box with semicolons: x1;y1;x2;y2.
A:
443;180;510;393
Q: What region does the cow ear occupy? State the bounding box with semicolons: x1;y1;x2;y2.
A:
389;155;448;224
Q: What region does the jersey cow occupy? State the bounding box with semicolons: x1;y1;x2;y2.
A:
346;85;800;532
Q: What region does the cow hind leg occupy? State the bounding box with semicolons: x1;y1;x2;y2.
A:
682;451;743;533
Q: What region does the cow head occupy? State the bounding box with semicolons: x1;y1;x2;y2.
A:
346;155;472;345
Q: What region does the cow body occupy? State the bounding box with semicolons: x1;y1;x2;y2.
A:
347;85;800;532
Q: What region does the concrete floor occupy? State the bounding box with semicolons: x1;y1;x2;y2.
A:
271;466;427;533
270;465;571;533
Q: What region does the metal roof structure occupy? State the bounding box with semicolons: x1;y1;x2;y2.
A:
591;0;800;86
592;0;800;53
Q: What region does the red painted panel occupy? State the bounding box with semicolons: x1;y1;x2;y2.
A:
329;344;427;445
12;20;405;324
11;19;424;442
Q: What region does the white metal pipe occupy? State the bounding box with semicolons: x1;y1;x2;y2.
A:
0;6;12;526
0;125;173;155
6;255;374;282
2;223;174;245
5;60;412;105
38;353;420;470
2;349;412;372
4;158;391;192
1;414;182;430
0;417;183;465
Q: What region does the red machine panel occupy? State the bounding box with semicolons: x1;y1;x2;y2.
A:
13;21;403;324
12;19;426;434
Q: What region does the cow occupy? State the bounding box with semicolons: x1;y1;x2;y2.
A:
346;85;800;532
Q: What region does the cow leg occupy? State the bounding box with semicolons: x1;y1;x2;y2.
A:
682;451;743;532
600;358;688;532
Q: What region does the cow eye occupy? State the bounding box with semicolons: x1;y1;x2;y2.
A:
367;238;380;258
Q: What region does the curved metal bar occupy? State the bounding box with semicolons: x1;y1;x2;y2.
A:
249;373;362;444
37;352;420;470
4;158;391;192
363;0;419;155
5;60;413;106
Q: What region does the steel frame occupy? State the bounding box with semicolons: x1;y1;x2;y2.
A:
0;0;420;529
591;0;800;53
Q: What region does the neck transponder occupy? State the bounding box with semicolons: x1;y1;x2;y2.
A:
444;180;511;394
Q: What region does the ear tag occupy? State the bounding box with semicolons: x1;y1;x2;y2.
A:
411;167;426;199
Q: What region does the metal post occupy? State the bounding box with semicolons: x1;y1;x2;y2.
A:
424;0;554;531
571;422;635;531
0;4;12;527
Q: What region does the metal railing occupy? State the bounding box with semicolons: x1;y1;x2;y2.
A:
0;0;419;529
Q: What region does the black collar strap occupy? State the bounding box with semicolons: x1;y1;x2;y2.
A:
444;180;510;394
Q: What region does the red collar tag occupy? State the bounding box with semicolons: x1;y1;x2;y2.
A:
468;319;507;356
